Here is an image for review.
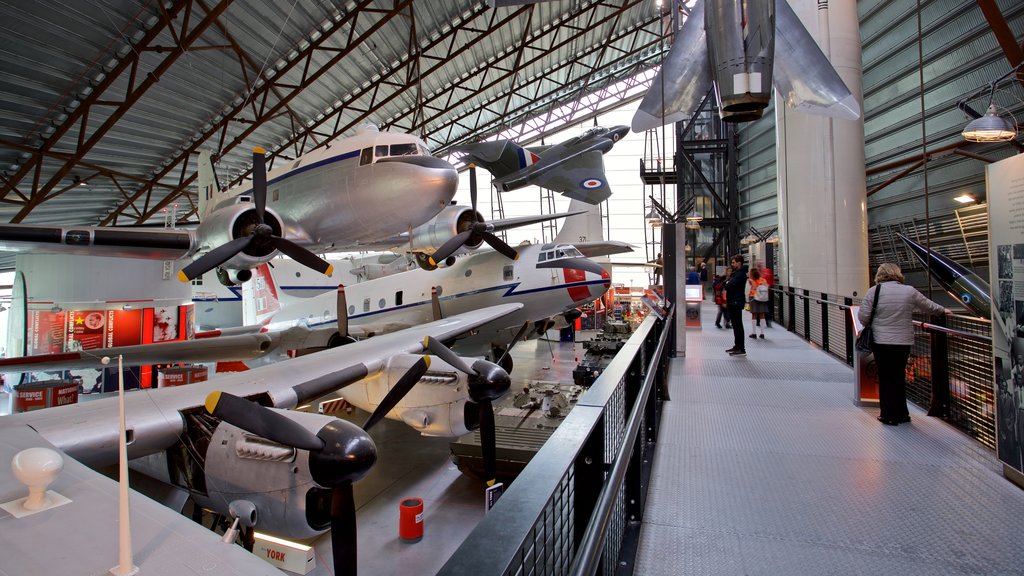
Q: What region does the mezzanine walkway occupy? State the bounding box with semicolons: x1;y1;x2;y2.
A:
635;301;1024;576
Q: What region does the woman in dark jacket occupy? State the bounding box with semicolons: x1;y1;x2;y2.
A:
858;262;949;426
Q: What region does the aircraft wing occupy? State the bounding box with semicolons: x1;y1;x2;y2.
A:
0;224;196;260
0;332;279;373
772;0;860;120
573;240;635;258
0;422;283;576
2;303;523;468
632;0;711;132
517;150;613;204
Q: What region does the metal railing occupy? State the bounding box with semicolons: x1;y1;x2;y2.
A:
438;307;673;576
771;285;996;450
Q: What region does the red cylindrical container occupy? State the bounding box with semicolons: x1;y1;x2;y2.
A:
399;497;424;542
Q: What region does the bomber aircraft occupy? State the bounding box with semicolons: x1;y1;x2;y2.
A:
0;303;521;576
631;0;861;131
0;125;460;286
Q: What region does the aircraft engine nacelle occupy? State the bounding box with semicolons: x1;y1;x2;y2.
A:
193;410;371;541
407;205;485;256
706;0;774;122
366;353;477;437
195;203;287;279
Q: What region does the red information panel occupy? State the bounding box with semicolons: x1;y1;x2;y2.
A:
53;383;79;407
27;310;66;355
152;305;180;343
68;310;107;351
14;387;47;412
106;309;144;347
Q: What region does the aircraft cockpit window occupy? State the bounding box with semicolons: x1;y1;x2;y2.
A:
503;265;514;281
538;253;547;262
359;148;373;166
375;145;388;157
390;143;418;156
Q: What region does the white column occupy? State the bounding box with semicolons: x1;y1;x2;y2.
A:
775;0;869;299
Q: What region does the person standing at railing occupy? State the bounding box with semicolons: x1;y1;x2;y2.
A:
724;254;748;356
713;274;730;330
858;262;950;426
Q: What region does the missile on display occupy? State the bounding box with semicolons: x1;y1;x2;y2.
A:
897;233;991;321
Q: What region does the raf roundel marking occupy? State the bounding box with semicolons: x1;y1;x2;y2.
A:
961;293;972;304
580;178;603;189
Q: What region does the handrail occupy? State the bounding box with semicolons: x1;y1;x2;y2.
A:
437;308;668;575
913;319;992;343
569;305;674;576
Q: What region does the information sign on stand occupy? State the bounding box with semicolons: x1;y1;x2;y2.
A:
849;306;879;406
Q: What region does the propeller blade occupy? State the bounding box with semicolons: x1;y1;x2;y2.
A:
252;147;267;223
478;400;498;486
468;163;481;223
362;356;430;432
430;286;443;321
204;391;323;451
481;232;518;260
269;236;334;276
337;285;348;337
178;235;253;282
428;230;473;266
496;321;531;367
424;336;475;375
330;484;357;576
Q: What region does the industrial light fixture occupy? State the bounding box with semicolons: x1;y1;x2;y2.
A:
962;104;1016;142
739;234;753;245
685;209;703;223
953;193;976;204
958;62;1024;144
766;231;780;244
645;208;663;228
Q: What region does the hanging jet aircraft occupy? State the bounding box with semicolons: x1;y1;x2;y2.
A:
450;125;629;206
0;304;520;576
631;0;860;131
0;125;460;286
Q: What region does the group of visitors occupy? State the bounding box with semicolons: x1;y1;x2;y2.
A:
709;254;770;356
705;253;947;428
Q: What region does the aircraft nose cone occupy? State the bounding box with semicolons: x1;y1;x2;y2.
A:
611;125;630;142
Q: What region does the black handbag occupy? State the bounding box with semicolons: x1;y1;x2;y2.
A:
856;284;880;353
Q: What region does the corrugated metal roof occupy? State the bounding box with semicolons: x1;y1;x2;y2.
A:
0;0;667;254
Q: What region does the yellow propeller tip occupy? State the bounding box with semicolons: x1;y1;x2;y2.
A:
204;391;222;415
423;336;430;348
177;270;190;282
513;253;520;261
325;264;334;276
486;479;496;487
423;355;431;369
468;162;476;168
253;146;266;155
427;257;437;267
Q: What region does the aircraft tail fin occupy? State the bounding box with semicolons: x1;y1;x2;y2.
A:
242;263;283;326
554;198;606;245
197;150;220;220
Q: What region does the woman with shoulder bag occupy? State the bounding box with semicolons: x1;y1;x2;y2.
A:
747;267;769;339
857;263;950;426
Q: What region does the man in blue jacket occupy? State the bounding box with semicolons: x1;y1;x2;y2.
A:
724;254;748;356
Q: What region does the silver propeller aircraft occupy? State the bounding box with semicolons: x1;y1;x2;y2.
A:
0;125;459;286
0;303;520;576
631;0;860;130
451;125;629;205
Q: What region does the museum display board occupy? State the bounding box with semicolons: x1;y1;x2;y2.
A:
986;153;1024;479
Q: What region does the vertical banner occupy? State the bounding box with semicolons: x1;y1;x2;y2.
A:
106;309;144;347
68;310;107;351
986;154;1024;476
27;309;66;355
152;305;180;343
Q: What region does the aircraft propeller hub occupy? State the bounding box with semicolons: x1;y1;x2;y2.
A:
467;360;511;403
308;419;377;488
